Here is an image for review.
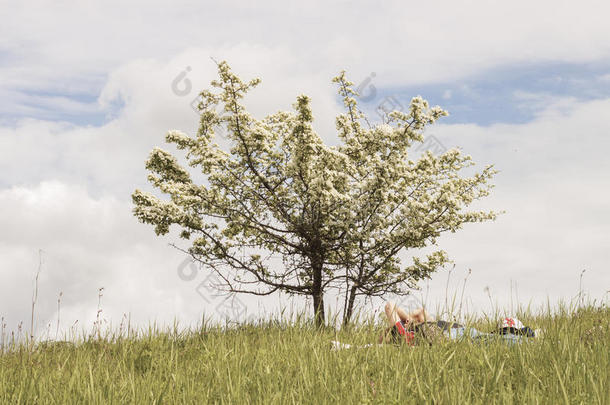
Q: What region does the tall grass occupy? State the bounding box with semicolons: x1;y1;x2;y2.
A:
0;302;608;404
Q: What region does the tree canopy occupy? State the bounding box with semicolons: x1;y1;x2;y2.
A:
132;61;498;327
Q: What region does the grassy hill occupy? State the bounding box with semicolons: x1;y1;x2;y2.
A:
1;304;608;404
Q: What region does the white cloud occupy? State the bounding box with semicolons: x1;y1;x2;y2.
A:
413;97;610;314
0;180;288;340
2;0;610;98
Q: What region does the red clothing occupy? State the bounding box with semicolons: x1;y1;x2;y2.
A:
392;320;415;345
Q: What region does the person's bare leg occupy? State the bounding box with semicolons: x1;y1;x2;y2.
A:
381;302;404;344
385;302;435;326
384;301;406;327
385;301;404;326
383;302;425;344
408;308;434;324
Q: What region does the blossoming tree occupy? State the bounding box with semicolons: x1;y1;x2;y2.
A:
132;61;498;327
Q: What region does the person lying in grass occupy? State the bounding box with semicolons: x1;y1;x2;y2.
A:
331;301;540;350
379;301;539;346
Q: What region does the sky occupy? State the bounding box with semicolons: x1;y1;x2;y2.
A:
1;0;609;340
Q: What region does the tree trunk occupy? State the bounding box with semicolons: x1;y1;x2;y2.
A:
311;247;325;328
342;284;358;326
343;254;365;326
312;288;325;328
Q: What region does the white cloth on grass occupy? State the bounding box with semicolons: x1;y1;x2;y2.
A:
330;340;382;351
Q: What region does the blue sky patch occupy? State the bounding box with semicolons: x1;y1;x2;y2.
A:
354;61;610;126
1;87;125;127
